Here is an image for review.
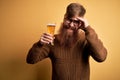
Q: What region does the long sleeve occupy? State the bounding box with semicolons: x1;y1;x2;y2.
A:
26;41;51;64
84;26;107;62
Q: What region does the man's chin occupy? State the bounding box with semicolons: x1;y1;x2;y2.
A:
66;29;74;36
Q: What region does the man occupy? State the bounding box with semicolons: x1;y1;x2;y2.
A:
26;3;107;80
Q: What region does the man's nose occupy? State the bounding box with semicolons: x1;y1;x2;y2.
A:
70;22;74;27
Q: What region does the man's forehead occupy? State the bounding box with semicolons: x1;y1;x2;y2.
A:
69;17;79;21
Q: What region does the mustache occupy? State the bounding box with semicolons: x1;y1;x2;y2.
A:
65;26;76;30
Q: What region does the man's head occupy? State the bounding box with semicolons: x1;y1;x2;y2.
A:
65;3;86;19
63;3;86;31
58;3;86;47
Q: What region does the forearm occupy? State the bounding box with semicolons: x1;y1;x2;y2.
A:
26;41;50;64
84;26;107;62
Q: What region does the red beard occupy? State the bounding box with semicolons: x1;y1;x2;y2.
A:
58;22;79;48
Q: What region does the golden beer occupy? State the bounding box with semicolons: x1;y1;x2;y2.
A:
47;23;56;35
47;23;56;45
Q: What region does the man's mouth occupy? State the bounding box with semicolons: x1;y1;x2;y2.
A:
69;26;79;31
64;25;79;31
67;28;74;33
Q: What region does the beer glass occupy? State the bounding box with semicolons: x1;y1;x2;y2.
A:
47;23;56;45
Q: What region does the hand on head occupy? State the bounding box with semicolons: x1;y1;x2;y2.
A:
76;17;89;28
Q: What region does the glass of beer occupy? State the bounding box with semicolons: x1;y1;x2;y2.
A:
47;23;56;45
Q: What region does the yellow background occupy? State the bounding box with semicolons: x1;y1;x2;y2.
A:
0;0;120;80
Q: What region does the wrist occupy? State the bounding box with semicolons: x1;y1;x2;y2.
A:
37;40;44;47
83;25;90;33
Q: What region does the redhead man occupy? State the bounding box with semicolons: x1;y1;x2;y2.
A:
26;3;107;80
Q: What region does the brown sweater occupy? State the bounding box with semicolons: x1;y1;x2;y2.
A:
26;26;107;80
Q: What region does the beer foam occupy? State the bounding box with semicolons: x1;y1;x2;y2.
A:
47;23;56;26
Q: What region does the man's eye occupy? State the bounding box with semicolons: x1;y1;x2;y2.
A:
69;19;73;22
74;20;79;24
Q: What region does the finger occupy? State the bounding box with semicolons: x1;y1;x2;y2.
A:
78;22;82;27
41;37;53;44
43;35;53;40
77;17;84;20
41;33;53;40
41;39;49;44
76;17;84;24
41;36;52;43
43;33;53;37
43;33;54;40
